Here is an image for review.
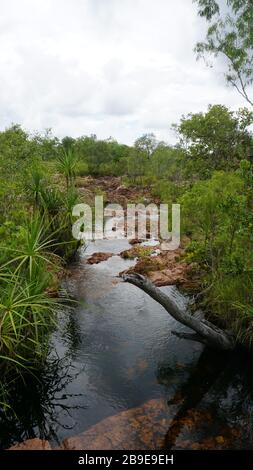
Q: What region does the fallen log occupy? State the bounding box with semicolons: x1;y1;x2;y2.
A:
122;273;236;351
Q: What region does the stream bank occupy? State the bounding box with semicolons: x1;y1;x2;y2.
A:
2;176;253;450
2;237;253;450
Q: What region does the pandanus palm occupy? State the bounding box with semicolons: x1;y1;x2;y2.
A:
0;270;65;367
57;149;79;189
26;170;45;208
0;216;72;370
0;215;61;280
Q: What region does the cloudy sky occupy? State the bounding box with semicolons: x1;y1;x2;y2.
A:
0;0;251;144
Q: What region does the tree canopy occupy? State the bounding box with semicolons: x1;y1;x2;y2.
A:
194;0;253;105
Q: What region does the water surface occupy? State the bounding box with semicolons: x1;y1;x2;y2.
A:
0;240;253;449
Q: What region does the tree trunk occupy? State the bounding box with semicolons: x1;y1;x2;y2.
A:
122;273;236;351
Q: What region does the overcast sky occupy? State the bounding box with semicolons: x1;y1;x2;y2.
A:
0;0;252;144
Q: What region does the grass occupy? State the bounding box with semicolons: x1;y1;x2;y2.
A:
202;272;253;347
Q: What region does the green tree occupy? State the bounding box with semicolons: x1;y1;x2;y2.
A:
194;0;253;105
174;105;253;174
33;128;60;160
134;133;158;159
62;136;76;152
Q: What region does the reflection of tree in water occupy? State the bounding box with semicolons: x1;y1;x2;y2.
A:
203;350;253;441
156;348;253;449
58;306;84;355
0;354;86;449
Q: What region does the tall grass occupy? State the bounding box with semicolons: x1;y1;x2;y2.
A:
205;273;253;347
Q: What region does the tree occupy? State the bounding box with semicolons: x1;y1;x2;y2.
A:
33;128;60;160
62;136;76;152
123;273;236;350
174;105;253;173
194;0;253;106
127;147;148;183
151;145;185;182
0;124;34;163
134;133;158;159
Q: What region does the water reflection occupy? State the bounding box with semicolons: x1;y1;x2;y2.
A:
1;239;253;449
159;348;253;449
0;355;85;449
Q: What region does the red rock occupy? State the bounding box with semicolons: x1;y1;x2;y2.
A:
8;438;51;450
62;399;174;450
121;245;200;291
87;252;113;264
129;238;141;245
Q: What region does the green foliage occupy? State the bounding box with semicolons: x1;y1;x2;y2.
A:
0;272;56;361
40;188;63;217
0;100;252;368
0;222;65;375
57;148;79;189
174;105;253;174
134;133;158;159
0;125;79;387
194;0;253;105
151;145;185;182
152;180;183;204
73;135;131;176
181;172;250;266
1;216;61;279
126;148;149;184
181;170;253;343
32;128;60;161
25;170;46;208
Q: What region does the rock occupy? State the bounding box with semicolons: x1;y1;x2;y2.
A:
120;245;159;260
87;252;113;264
8;438;51;450
121;246;199;291
129;238;141;245
61;399;244;450
149;266;189;287
62;399;174;450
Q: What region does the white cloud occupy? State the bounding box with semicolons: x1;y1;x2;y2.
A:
0;0;252;144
